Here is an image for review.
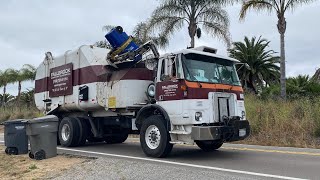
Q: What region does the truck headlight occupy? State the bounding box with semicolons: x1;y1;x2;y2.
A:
147;84;155;97
195;112;202;121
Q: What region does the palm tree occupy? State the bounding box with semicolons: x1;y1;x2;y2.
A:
228;36;280;93
14;64;36;107
286;75;310;95
0;93;15;105
0;68;16;106
20;88;35;108
239;0;316;99
148;0;231;48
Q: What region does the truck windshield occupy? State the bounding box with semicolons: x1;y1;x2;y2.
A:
182;53;241;86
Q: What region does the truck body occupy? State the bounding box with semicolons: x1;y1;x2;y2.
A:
34;28;250;157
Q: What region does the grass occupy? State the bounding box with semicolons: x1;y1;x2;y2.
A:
242;94;320;148
0;106;42;124
29;164;37;170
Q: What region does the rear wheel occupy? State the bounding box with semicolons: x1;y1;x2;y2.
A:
59;117;81;147
140;115;173;158
76;118;89;146
195;140;223;152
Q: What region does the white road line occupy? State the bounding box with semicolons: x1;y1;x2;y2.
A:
57;147;306;180
0;140;307;180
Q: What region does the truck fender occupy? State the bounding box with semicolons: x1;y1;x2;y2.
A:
135;104;171;131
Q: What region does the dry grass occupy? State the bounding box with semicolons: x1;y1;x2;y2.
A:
240;94;320;148
0;145;90;180
0;125;4;133
0;107;42;124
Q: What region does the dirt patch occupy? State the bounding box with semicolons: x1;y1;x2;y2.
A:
0;145;92;180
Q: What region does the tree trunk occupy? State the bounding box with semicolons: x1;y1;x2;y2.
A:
2;85;6;107
280;32;286;99
190;36;195;48
188;22;197;48
277;14;287;99
18;81;21;108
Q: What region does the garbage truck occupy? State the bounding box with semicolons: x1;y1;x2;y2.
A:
34;26;250;157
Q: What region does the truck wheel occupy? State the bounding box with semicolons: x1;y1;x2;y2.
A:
105;133;129;144
59;117;81;147
76;118;89;146
195;140;223;152
140;115;173;158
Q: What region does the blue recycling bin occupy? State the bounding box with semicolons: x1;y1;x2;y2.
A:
105;26;141;61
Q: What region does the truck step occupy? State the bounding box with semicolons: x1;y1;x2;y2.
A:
169;130;189;135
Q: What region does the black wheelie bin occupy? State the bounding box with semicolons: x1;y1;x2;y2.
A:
4;119;29;155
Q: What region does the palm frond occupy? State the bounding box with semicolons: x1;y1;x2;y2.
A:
240;0;277;20
285;0;316;11
202;21;231;46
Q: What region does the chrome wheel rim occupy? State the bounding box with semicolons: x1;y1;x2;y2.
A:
145;125;161;149
61;124;70;142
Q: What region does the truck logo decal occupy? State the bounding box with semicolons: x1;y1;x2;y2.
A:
49;63;73;97
161;84;178;97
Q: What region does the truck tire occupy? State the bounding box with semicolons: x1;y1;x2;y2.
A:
59;117;81;147
195;140;223;152
105;132;129;144
140;115;173;158
76;118;89;146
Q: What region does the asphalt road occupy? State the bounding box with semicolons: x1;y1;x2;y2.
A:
1;134;320;180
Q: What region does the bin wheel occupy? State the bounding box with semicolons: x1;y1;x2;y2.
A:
116;26;123;33
34;150;46;160
5;147;18;155
29;152;34;159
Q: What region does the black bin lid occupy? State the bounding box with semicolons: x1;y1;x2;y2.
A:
3;119;29;125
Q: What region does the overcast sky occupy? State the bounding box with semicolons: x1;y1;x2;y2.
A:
1;0;320;95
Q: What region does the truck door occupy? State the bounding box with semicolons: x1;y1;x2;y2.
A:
155;56;183;123
155;56;183;101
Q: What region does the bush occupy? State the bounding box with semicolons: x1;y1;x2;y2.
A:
0;107;41;123
244;94;320;148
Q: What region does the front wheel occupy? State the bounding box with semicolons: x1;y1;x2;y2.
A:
140;115;173;158
195;140;223;152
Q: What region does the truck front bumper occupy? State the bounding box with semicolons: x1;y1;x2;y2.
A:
191;120;250;142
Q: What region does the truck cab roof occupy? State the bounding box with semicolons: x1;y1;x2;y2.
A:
160;46;240;63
